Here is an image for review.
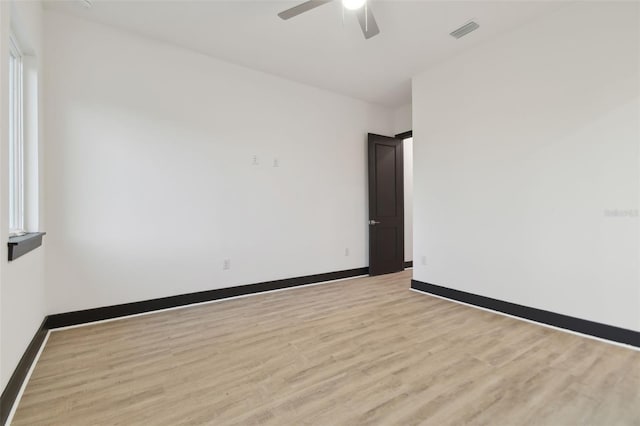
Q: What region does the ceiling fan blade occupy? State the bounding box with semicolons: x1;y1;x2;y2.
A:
278;0;333;20
356;4;380;39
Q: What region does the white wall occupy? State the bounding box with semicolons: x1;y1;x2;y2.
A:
44;11;394;315
0;0;46;392
412;2;639;331
394;103;412;135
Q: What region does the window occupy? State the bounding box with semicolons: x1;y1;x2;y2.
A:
9;35;25;237
6;29;44;260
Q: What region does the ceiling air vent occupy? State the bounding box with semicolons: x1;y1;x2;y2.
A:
450;21;479;39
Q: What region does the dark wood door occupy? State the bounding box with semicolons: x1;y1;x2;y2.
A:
368;133;404;276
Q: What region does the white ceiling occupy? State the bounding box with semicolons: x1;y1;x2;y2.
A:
44;0;566;107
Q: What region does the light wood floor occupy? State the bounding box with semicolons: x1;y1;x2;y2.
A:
11;271;640;425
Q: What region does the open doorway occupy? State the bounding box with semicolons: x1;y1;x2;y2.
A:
367;131;412;275
399;131;413;269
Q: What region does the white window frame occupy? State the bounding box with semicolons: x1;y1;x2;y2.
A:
9;34;25;237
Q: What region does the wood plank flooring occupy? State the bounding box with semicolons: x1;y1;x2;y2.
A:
11;271;640;425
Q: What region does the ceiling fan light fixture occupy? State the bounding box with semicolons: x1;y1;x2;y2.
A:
277;0;379;39
342;0;366;11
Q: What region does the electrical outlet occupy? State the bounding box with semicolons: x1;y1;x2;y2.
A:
421;255;427;266
223;259;231;270
345;248;350;256
252;155;259;166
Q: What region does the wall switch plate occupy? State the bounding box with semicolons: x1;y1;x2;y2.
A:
273;158;279;167
252;155;259;166
223;259;231;270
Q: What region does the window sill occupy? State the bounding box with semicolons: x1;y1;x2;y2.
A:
8;232;46;261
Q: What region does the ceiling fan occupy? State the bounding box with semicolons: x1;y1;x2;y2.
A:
278;0;380;40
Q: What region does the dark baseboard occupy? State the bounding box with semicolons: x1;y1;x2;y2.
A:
2;267;370;420
0;319;48;425
404;261;413;268
45;267;369;329
411;279;640;348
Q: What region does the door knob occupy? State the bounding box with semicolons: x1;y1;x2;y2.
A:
369;220;381;225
